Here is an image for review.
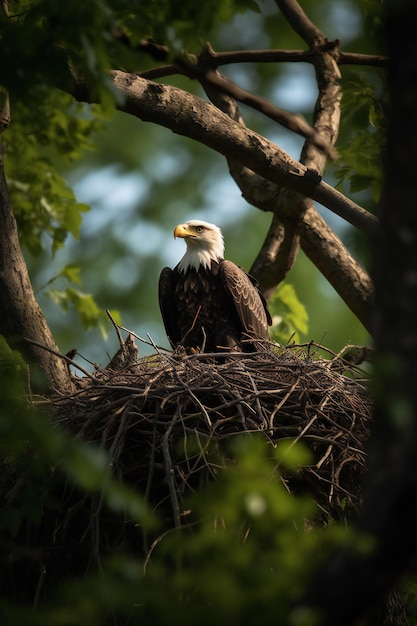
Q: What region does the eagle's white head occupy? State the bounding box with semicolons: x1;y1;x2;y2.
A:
174;219;225;272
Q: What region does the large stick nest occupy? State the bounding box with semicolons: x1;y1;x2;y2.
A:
55;341;372;527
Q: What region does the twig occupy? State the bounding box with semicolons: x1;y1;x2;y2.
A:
162;406;182;528
23;337;97;381
106;309;124;347
180;305;202;346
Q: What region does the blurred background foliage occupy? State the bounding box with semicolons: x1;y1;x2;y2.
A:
1;0;385;367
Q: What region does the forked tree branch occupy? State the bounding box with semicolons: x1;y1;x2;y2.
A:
140;48;337;159
200;2;374;332
73;71;378;238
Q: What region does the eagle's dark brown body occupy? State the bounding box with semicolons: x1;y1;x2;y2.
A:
159;259;271;352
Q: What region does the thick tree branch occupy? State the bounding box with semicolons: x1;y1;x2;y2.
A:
0;0;71;392
73;71;377;237
139;47;337;159
299;206;374;331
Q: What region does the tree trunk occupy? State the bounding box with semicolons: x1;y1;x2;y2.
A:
0;151;72;393
299;0;417;623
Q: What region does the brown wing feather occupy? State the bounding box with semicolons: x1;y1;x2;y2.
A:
219;260;271;340
158;267;180;348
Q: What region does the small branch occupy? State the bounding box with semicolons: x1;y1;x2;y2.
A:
106;309;123;347
338;51;388;67
132;37;169;61
199;43;337;66
138;49;387;82
162;408;182;529
107;27;170;63
275;0;325;46
23;338;95;381
138;63;184;81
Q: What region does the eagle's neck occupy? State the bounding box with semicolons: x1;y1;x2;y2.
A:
177;244;224;273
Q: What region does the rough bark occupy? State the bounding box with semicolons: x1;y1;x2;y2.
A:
299;205;374;332
0;151;72;393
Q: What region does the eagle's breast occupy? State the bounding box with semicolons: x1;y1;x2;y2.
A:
173;262;241;351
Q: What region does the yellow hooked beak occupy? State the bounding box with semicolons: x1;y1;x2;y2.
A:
173;224;194;239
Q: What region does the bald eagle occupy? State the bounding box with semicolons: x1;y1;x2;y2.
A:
159;220;272;352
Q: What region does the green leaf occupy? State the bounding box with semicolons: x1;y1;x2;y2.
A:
46;287;114;336
268;283;309;345
59;264;82;285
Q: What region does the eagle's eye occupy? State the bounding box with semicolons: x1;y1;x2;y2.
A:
196;226;204;233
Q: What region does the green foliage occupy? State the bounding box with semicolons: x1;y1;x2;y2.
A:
135;437;319;626
0;430;372;626
334;74;386;203
269;282;309;345
3;92;98;255
3;1;120;102
0;336;152;547
2;0;262;96
118;0;261;54
46;287;112;336
3;88;111;333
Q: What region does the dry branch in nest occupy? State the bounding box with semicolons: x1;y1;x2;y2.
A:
55;340;372;529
